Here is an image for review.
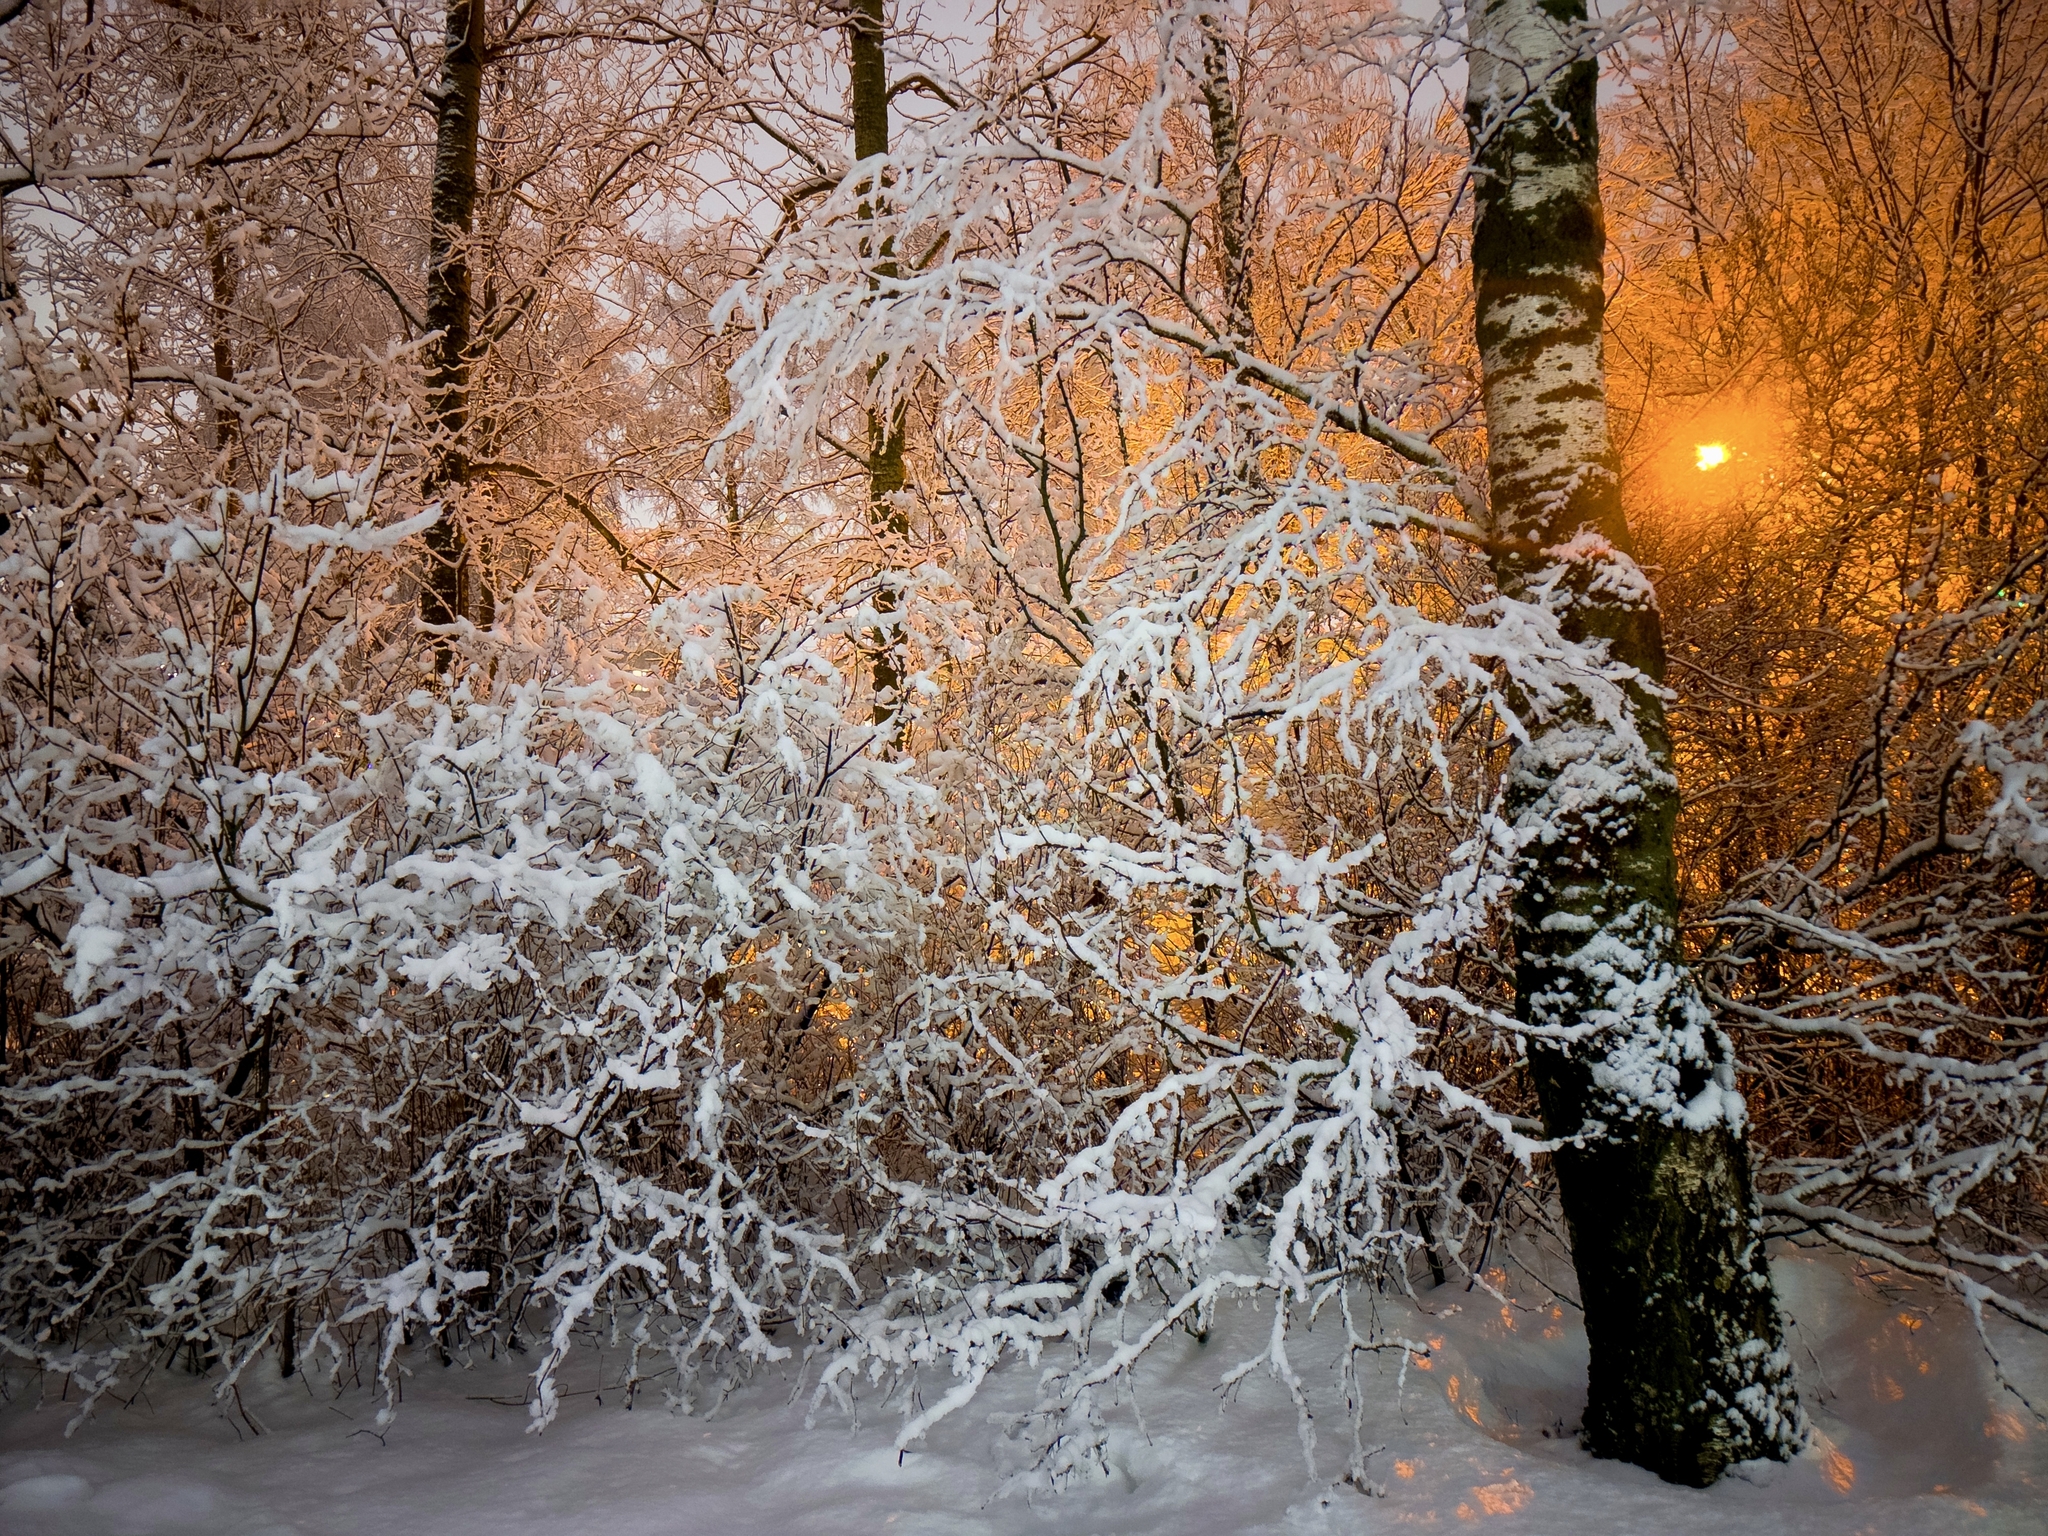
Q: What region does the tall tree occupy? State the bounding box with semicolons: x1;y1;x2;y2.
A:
1464;0;1802;1485
1194;3;1251;343
847;0;909;730
421;0;491;639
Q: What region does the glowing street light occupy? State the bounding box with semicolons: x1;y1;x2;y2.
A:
1696;442;1730;471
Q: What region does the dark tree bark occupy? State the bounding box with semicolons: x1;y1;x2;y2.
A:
421;0;491;639
202;214;237;460
848;0;908;730
1464;0;1802;1486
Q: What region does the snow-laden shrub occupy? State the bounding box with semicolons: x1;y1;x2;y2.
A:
3;575;944;1426
0;301;924;1429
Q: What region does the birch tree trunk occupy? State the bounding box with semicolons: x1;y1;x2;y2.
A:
421;0;489;638
1464;0;1803;1486
1194;5;1251;343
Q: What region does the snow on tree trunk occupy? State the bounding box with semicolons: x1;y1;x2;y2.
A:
1194;4;1250;345
421;0;489;636
848;0;909;730
1464;0;1801;1485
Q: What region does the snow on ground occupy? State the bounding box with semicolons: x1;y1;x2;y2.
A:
1;1249;2039;1536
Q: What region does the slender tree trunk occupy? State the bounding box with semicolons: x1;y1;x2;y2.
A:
202;214;238;460
421;0;489;640
1194;5;1251;343
848;0;908;730
1465;0;1801;1486
278;1298;297;1379
712;360;745;544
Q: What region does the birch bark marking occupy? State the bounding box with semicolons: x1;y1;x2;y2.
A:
1464;0;1802;1486
421;0;489;642
1194;5;1251;344
848;0;910;731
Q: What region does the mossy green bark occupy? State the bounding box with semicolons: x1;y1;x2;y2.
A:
1465;0;1801;1486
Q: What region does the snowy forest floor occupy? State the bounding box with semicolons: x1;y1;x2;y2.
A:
1;1248;2040;1536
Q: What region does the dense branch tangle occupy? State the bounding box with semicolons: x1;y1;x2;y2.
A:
0;0;2040;1496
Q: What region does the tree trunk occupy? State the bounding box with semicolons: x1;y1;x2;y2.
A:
421;0;490;639
848;0;908;730
1464;0;1802;1486
1193;6;1250;344
202;214;238;460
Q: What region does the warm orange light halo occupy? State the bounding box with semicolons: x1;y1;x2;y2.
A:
1695;442;1730;471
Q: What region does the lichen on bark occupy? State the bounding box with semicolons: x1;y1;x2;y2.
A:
1465;0;1803;1486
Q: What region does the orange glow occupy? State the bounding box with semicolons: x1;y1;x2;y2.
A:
1395;1460;1418;1479
1695;442;1730;470
1471;1480;1532;1516
1824;1447;1856;1493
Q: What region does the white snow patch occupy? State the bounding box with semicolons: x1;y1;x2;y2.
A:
0;1249;2036;1536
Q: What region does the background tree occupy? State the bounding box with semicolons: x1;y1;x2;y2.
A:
418;0;490;637
1606;0;2048;1338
